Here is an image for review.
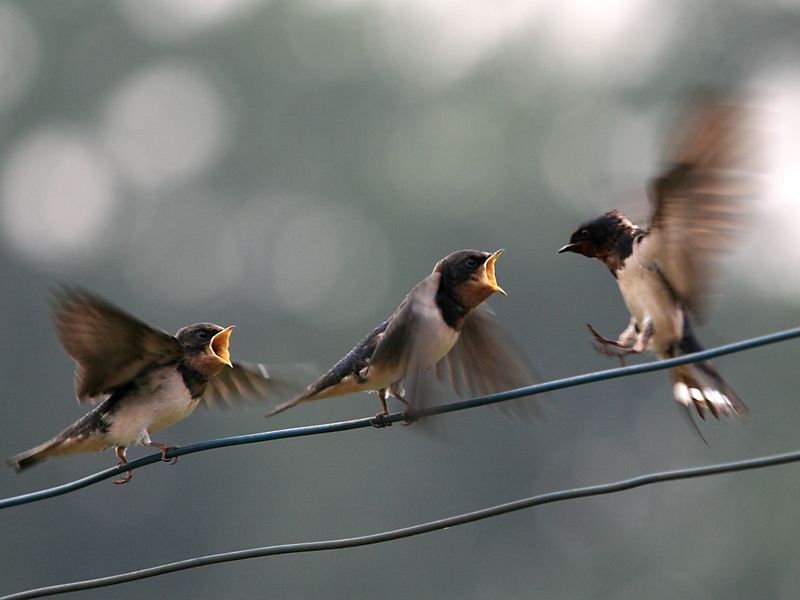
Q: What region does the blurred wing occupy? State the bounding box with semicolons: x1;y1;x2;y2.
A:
52;285;183;403
202;361;297;409
647;96;763;322
434;304;541;419
369;273;445;379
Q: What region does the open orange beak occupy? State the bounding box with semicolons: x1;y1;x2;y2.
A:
210;326;234;367
483;249;506;295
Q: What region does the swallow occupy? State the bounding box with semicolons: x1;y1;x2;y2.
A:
7;286;290;483
559;96;762;423
267;249;537;424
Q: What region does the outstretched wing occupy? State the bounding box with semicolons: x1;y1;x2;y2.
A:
647;95;763;322
434;304;540;418
368;272;450;381
52;285;183;403
203;361;297;409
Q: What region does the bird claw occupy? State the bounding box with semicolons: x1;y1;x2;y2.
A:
586;324;633;367
113;449;132;484
114;463;132;485
144;443;180;464
592;342;632;367
371;411;391;428
159;446;179;465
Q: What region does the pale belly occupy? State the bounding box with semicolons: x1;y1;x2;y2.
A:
616;260;684;356
106;370;201;447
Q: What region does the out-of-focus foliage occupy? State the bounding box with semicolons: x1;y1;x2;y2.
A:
2;1;800;598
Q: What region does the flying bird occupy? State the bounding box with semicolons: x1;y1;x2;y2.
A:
559;95;762;423
267;249;537;424
7;286;290;483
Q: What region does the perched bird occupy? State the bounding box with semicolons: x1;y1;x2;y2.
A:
7;286;289;484
559;96;761;423
268;249;537;423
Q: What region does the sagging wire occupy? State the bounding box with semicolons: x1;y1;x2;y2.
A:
3;449;800;600
2;325;799;512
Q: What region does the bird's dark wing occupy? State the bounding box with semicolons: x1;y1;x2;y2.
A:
52;286;183;403
265;323;388;417
202;361;296;409
271;272;442;414
647;96;762;322
434;304;540;418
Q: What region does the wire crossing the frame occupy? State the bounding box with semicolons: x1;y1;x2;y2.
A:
2;325;799;599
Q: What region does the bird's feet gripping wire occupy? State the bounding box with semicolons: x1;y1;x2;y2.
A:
371;390;417;428
113;447;132;485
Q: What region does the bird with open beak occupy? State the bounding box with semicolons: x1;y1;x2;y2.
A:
268;249;537;423
7;286;289;483
559;94;762;423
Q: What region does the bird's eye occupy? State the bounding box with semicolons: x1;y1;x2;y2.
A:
466;258;478;267
580;229;589;239
197;331;209;339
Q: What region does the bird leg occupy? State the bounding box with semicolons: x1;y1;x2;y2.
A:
587;320;654;367
587;323;637;366
630;319;654;354
371;389;418;427
393;393;418;426
143;441;179;465
372;389;392;428
113;446;132;485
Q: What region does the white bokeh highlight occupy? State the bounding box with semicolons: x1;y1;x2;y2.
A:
101;62;229;190
734;76;800;300
540;0;673;84
119;0;267;42
0;128;116;265
234;196;392;328
306;0;671;89
368;0;541;88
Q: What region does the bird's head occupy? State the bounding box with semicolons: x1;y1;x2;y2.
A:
558;210;636;262
176;324;234;376
435;249;506;308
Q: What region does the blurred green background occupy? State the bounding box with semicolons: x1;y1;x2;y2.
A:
2;0;800;598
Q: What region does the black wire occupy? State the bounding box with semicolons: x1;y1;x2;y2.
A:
3;325;799;511
4;448;800;600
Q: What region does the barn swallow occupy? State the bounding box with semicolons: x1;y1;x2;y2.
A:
7;286;289;483
559;96;761;423
267;249;537;424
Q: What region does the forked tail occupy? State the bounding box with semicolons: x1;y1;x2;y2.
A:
671;324;749;422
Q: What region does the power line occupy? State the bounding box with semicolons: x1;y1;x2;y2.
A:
3;448;800;600
2;325;799;511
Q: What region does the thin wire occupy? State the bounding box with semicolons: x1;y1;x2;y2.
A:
4;448;800;600
3;325;799;511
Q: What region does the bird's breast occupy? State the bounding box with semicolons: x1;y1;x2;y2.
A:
105;368;201;445
419;322;461;368
616;256;684;354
